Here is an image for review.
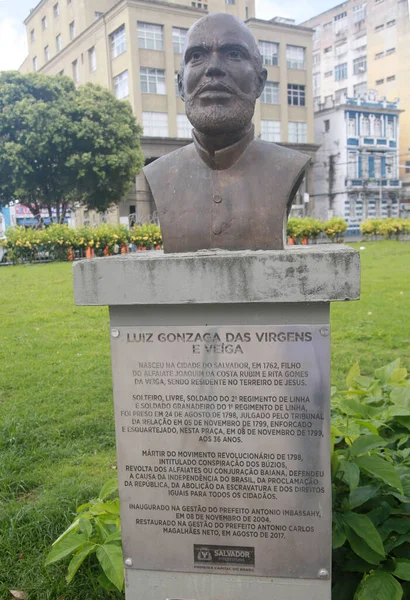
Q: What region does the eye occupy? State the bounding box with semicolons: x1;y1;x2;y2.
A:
191;50;204;61
228;50;242;60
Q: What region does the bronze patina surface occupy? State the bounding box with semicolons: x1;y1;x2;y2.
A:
143;13;310;253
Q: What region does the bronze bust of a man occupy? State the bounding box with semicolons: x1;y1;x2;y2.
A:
143;13;310;253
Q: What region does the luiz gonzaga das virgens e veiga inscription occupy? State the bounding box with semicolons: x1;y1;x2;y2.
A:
110;325;331;578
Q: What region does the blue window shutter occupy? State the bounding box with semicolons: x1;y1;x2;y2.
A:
381;156;386;176
369;155;375;178
358;155;362;177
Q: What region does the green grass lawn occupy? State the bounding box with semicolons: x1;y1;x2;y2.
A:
0;241;409;599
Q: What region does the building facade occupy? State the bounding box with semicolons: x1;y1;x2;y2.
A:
20;0;316;225
303;0;410;198
311;91;401;232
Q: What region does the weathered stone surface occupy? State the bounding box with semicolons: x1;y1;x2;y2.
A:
73;245;360;306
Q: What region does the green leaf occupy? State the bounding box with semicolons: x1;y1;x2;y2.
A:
340;460;361;492
393;559;410;581
105;530;122;544
345;527;383;565
343;512;385;557
332;452;341;478
397;417;410;432
45;533;88;565
350;435;386;457
51;518;80;546
355;455;404;494
355;570;403;600
391;368;408;382
347;362;361;388
339;397;380;419
66;542;96;584
355;420;380;436
333;514;346;548
99;478;118;500
96;542;124;592
348;484;381;509
375;359;401;385
78;516;93;538
97;571;118;592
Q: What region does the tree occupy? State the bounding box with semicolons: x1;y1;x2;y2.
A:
0;72;144;223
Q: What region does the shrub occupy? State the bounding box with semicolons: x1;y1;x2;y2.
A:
323;217;347;242
332;359;410;599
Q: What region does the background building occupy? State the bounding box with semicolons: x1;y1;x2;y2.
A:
19;0;316;225
311;90;401;233
303;0;410;202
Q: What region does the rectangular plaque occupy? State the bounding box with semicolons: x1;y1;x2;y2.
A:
110;325;331;579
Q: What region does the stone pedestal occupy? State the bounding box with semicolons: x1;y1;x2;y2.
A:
73;245;360;600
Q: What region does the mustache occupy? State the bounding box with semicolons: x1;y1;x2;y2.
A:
195;81;235;95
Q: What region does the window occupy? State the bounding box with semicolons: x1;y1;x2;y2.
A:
324;46;332;53
140;67;166;94
138;22;164;51
348;151;357;178
142;112;168;136
387;75;396;82
386;155;395;176
95;11;103;20
361;116;370;135
324;119;330;132
352;35;367;51
387;19;396;26
375;24;384;31
313;73;320;96
334;11;347;33
56;34;62;52
375;52;384;59
258;41;279;66
325;70;333;78
348;117;356;136
335;42;347;56
373;117;382;136
335;88;347;102
313;53;320;66
353;56;367;74
177;114;192;138
312;27;321;42
260;81;279;104
111;25;126;58
354;82;367;97
72;59;79;83
30;29;35;42
405;161;410;174
353;3;366;23
172;27;187;53
44;45;50;62
33;56;38;71
386;47;396;55
89;47;96;72
361;153;369;178
376;78;384;85
323;21;332;30
387;119;395;138
286;45;305;69
53;3;60;17
226;0;236;4
335;63;347;80
288;84;305;106
261;120;281;142
69;21;76;40
174;72;180;95
41;16;47;30
114;71;129;99
288;122;307;143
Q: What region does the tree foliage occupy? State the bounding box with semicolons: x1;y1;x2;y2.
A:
0;72;144;222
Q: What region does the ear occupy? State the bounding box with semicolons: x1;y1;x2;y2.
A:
255;68;267;99
177;71;185;102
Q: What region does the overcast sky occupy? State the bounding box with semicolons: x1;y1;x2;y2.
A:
0;0;339;71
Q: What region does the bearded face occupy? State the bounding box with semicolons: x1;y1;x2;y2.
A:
179;14;266;136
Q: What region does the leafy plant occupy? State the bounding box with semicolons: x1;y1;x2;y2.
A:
45;479;124;593
323;217;347;242
332;359;410;599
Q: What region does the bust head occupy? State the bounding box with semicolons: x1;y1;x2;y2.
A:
178;13;267;136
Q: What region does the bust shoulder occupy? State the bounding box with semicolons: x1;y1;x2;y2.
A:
143;144;197;180
249;138;310;172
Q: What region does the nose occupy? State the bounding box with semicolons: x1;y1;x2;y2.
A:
205;52;226;78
